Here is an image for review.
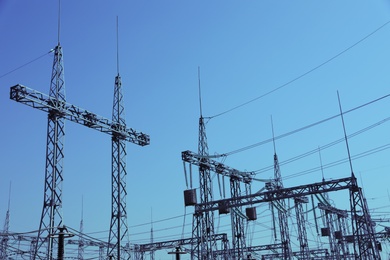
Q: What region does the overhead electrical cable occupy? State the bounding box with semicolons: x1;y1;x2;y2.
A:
222;92;390;157
0;49;54;79
207;19;390;119
255;115;390;174
283;143;390;180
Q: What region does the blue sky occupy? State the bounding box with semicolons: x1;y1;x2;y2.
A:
1;1;390;259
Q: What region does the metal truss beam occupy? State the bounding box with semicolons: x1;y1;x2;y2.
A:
194;177;354;213
182;150;254;183
10;84;150;146
136;233;228;252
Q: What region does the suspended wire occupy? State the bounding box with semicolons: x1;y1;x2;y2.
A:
207;19;390;119
283;143;390;180
255;115;390;174
223;92;390;157
0;50;54;79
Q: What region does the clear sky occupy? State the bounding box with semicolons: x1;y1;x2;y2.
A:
1;1;390;259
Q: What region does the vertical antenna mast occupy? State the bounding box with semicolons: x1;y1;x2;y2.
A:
198;66;202;117
271;115;276;154
337;91;354;176
116;16;120;75
57;0;61;44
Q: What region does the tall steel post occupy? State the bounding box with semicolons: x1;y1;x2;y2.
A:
273;153;292;260
34;44;66;259
192;116;216;259
108;74;130;259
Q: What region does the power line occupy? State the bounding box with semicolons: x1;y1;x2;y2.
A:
255;115;390;174
207;19;390;119
222;92;390;157
0;50;54;79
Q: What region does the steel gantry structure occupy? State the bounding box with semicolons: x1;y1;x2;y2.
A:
10;43;149;259
192;175;381;259
182;150;257;259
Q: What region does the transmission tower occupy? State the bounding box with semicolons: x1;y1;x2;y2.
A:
107;17;137;259
34;42;66;260
192;115;217;259
188;69;217;260
10;47;149;259
337;92;380;259
349;175;381;259
107;72;130;260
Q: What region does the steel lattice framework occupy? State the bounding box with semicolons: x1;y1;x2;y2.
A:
192;116;217;259
349;174;381;259
270;153;292;259
229;177;250;259
10;45;149;260
193;175;381;259
36;44;65;259
182;149;256;259
108;74;130;260
294;196;309;259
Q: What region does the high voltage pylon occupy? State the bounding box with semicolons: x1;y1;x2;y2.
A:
108;72;129;260
190;68;217;260
36;43;66;259
192;115;217;259
10;40;149;260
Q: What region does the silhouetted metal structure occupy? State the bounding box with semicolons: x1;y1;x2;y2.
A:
107;73;132;260
182;150;256;259
268;152;292;260
10;44;149;259
192;116;217;259
193;175;381;259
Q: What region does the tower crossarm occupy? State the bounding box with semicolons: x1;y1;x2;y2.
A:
182;150;254;183
136;233;228;252
195;176;354;214
10;84;150;146
318;203;348;218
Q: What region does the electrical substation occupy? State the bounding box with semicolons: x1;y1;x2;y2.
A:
1;3;390;260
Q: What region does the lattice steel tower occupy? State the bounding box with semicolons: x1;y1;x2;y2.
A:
34;43;66;259
270;121;292;260
107;72;130;259
192;115;217;260
10;19;149;259
108;18;131;259
192;69;217;259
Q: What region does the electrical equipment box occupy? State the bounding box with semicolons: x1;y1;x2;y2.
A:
246;207;257;221
184;189;197;206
